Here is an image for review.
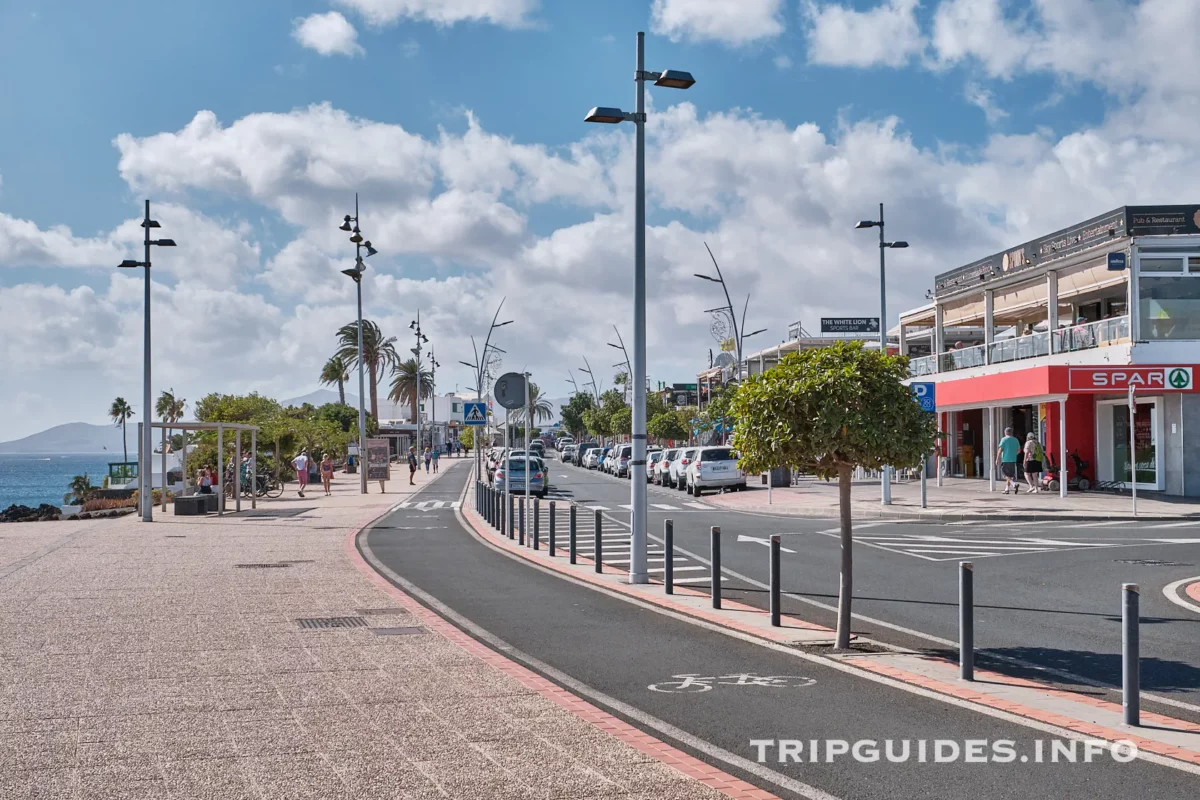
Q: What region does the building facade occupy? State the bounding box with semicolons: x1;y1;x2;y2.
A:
897;205;1200;495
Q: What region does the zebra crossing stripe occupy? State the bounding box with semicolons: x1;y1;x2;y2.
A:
651;503;677;510
684;502;708;509
674;576;727;584
586;505;609;511
646;565;705;573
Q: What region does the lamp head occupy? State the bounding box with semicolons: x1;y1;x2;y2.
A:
153;239;176;247
339;217;353;232
118;259;142;268
584;106;628;124
364;242;378;257
349;232;363;244
855;220;879;229
653;69;696;90
141;219;161;229
341;267;362;282
888;241;909;249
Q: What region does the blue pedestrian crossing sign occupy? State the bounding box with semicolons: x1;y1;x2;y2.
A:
911;382;936;413
463;402;488;426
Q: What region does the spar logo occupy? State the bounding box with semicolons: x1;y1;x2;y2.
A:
1068;367;1194;391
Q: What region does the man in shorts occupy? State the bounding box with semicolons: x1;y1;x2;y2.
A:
407;446;418;486
292;451;310;498
995;427;1021;494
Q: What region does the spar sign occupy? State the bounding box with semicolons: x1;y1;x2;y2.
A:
1068;367;1194;392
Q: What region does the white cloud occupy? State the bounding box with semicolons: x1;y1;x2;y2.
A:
651;0;786;46
804;0;924;68
965;81;1009;124
774;54;793;70
292;11;365;57
337;0;538;28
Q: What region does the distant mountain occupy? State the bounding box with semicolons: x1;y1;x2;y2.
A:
281;389;360;408
0;422;134;455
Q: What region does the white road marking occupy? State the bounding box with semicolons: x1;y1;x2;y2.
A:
646;565;706;573
683;501;710;509
1144;521;1200;529
736;535;796;553
1162;575;1200;616
651;503;678;510
586;505;609;511
606;558;687;565
674;576;728;584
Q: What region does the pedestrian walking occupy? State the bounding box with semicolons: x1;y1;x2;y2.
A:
432;447;440;474
407;446;418;485
320;453;334;496
292;450;310;498
996;427;1021;494
423;446;432;473
1023;433;1044;494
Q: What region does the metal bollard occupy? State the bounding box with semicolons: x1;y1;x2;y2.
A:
594;509;603;573
770;534;781;627
1123;583;1140;726
920;454;928;509
664;520;674;595
508;494;515;539
519;499;526;546
549;501;556;556
711;526;722;609
569;505;577;564
533;498;540;551
960;562;974;681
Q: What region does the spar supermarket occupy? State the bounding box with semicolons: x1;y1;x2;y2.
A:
896;205;1200;496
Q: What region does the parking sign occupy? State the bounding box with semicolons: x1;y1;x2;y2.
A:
911;382;936;412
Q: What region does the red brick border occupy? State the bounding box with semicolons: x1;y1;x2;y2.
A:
344;516;782;800
1186;581;1200;605
843;656;1200;765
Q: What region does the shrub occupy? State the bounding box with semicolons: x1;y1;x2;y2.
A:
82;497;136;512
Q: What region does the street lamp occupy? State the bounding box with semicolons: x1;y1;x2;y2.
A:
695;243;762;383
856;202;909;506
410;312;430;452
607;326;632;402
585;31;693;586
579;356;601;402
338;193;377;494
118;199;176;522
465;303;513;479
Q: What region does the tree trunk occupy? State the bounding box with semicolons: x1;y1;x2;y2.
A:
836;464;854;649
337;377;345;406
410;393;418;427
121;420;128;476
368;363;379;421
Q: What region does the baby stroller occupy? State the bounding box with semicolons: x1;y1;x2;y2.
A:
1042;451;1091;492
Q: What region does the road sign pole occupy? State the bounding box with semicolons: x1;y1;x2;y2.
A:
1129;385;1137;516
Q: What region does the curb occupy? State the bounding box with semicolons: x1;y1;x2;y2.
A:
346;474;785;800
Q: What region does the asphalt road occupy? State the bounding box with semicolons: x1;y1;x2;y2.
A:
360;461;1196;800
544;456;1200;710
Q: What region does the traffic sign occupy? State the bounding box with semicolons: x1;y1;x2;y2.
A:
494;372;528;410
463;402;487;426
911;382;936;412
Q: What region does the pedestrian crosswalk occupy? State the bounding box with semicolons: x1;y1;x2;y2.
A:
846;531;1185;561
395;500;461;510
573;502;710;512
565;513;727;585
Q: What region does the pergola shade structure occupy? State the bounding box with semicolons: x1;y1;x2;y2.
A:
148;421;261;517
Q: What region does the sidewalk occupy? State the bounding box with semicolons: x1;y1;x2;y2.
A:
704;476;1200;521
0;462;770;800
461;489;1200;769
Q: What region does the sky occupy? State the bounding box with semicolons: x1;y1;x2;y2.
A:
2;0;1199;441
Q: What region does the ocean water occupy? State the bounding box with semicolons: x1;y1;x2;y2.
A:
0;454;119;509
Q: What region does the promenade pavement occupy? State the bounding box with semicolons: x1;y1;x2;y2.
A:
705;475;1200;521
0;460;748;800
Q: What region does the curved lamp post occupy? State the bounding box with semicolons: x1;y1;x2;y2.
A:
338;193;378;494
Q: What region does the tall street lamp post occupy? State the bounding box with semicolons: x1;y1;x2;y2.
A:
608;326;632;403
428;350;441;454
118;200;176;522
856;203;909;505
339;194;378;494
585;31;694;585
463;300;513;481
694;243;766;383
580;356;601;403
410;312;429;453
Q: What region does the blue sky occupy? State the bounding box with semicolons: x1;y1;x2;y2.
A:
1;0;1197;441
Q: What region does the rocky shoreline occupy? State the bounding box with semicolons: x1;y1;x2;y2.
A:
0;503;137;523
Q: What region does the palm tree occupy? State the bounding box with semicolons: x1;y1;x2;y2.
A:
388;358;433;424
335;320;400;420
527;382;554;424
109;398;134;476
63;474;93;505
156;388;186;423
319;355;350;405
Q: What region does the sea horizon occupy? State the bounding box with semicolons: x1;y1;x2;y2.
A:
0;453;126;509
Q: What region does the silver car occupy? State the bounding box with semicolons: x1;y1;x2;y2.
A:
667;448;696;490
493;456;548;498
654;449;679;485
685;446;745;496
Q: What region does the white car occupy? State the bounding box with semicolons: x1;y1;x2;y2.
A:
654;448;679;485
611;444;633;476
583;448;605;470
685;446;746;496
667;448;697;490
561;443;577;461
557;437;574;452
646;449;666;481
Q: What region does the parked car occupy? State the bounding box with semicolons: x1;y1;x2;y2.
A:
493;456;547;498
561;443;577;461
654;448;679;485
576;442;601;467
557;437;575;452
646;449;666;481
584;446;609;470
611;444;633;477
685;446;745;496
667;448;697;490
529;440;545;459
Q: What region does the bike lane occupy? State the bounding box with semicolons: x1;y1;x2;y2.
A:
361;465;1196;800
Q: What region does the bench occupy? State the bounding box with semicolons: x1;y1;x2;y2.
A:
174;496;208;516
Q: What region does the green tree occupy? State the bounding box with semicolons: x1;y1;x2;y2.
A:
63;474;94;505
560;393;596;438
648;409;689;442
611;406;632;436
195;392;281;423
319;356;350;405
458;426;475;451
583;389;626;440
729;341;936;649
527;382;554;424
108;397;134;473
335;319;400;421
156;388;185;423
387;358;433;424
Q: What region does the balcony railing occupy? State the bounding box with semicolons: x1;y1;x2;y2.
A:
906;315;1131;376
1053;315;1129;353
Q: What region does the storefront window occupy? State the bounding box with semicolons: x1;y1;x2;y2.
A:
1140;257;1184;273
1112;403;1157;485
1139;275;1200;339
